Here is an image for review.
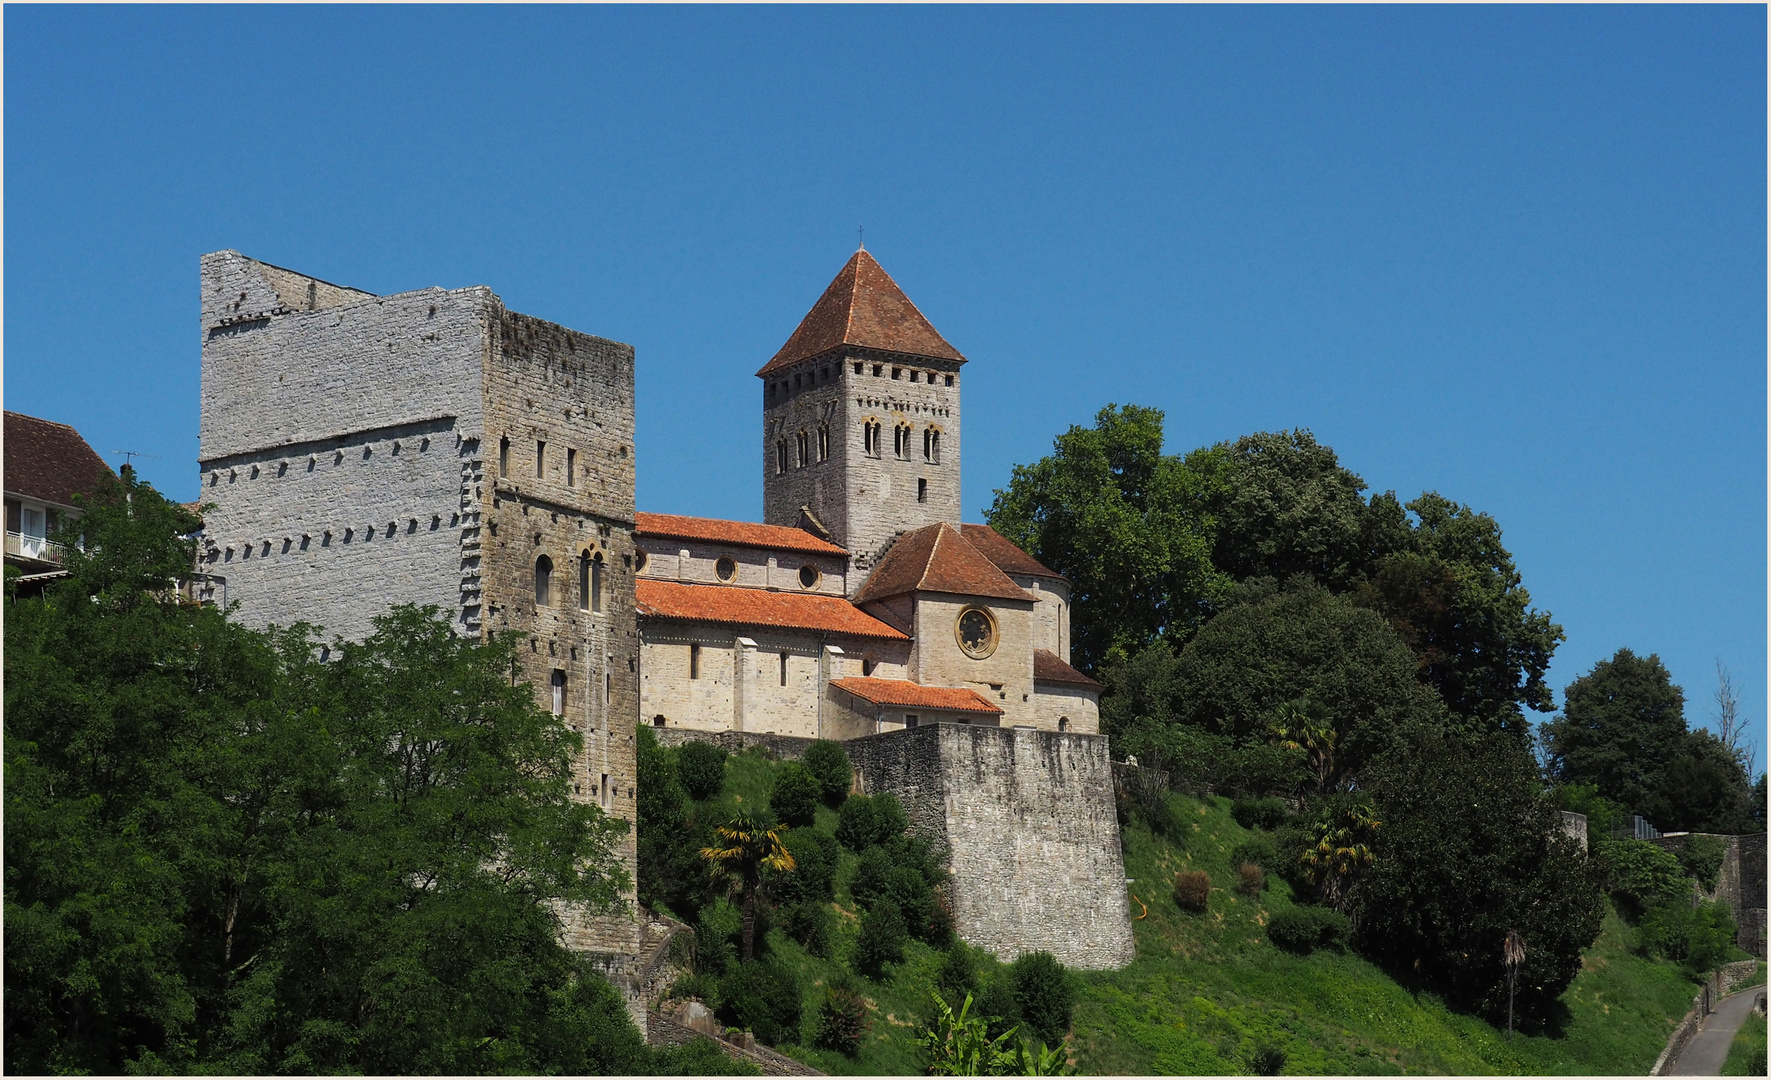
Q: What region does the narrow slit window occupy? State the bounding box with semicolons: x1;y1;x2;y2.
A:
535;554;553;606
499;436;510;475
578;553;590;611
551;669;566;716
690;643;701;680
818;424;830;462
776;439;788;474
536;441;546;479
796;430;809;468
779;652;788;686
918;478;928;503
591;553;604;613
566;447;576;487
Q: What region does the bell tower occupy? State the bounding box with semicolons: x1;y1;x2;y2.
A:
758;250;966;587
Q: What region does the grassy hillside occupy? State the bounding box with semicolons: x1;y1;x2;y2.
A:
668;746;1713;1076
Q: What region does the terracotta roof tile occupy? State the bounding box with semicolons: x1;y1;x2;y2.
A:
854;522;1031;606
959;523;1066;582
636;579;905;640
829;677;1002;715
3;412;114;507
1033;649;1101;689
757;251;965;377
636;512;846;556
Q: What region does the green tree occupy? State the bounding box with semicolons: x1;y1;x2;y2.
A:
1542;649;1690;822
801;739;854;806
1351;493;1563;736
768;761;821;828
5;473;650;1074
986;404;1229;672
1358;733;1605;1024
678;740;729;801
1165;578;1448;787
700;813;795;961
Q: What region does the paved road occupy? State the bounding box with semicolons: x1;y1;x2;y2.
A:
1667;984;1766;1076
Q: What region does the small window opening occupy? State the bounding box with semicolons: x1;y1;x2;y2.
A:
601;773;610;808
796;430;810;468
653;714;666;728
591;553;604;613
566;447;576;487
799;564;820;589
905;714;919;728
1058;716;1070;732
779;652;789;686
873;364;883;376
776;439;788;474
578;553;591;611
535;554;553;606
853;362;863;374
945;375;954;387
690;643;701;680
551;669;566;716
918;478;928;503
500;436;510;474
536;441;546;479
606;672;614;705
818;424;830;462
892;367;901;379
862;657;877;677
716;556;737;582
910;370;919;383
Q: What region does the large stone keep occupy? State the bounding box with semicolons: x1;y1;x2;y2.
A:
196;250;644;967
845;724;1135;970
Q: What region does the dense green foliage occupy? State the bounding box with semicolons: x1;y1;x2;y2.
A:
1544;648;1757;832
801;740;854;806
812;979;870;1056
1722;1005;1767;1076
1265;906;1350;954
1594;840;1689;918
835;791;907;851
1356;734;1606;1022
1676;833;1729;893
678;740;730;802
3;474;726;1075
1633;900;1738;978
717;956;804;1045
768;761;822;827
854;899;909;977
984;404;1230;671
1008;951;1075;1046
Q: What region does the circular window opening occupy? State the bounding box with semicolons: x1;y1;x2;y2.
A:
635;549;648;572
955;606;998;659
798;564;820;590
715;556;737;582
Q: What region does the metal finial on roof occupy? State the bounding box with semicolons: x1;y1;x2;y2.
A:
857;224;865;251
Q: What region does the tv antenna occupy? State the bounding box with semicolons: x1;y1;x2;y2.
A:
113;450;161;467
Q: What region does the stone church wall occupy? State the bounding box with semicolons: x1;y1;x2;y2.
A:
845;723;1135;970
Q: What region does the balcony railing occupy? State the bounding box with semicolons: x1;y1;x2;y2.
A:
6;532;66;564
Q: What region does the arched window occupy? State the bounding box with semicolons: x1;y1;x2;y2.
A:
925;428;940;463
591;553;604;614
863;420;881;457
535;554;553;607
796;430;810;468
818;423;830;462
895;424;913;460
776;439;788;474
579;552;591;611
1058;716;1070;732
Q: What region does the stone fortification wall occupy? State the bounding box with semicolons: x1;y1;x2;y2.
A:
845;723;1135;970
1649;832;1768;957
652;727;818;761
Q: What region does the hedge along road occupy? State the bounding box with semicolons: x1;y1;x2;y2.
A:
1666;984;1767;1076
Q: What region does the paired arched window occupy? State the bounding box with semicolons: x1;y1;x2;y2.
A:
817;423;830;462
923;428;941;463
535;554;553;607
775;439;788;474
863;420;882;457
579;551;604;613
796;430;810;468
893;424;912;459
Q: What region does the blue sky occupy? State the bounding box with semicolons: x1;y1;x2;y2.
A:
6;6;1764;754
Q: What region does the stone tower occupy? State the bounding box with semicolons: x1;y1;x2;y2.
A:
758;250;965;586
196;250;643;967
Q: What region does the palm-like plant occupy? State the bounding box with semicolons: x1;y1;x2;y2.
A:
699;812;796;960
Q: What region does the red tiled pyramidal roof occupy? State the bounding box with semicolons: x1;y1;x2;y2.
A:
636;512;846;556
757;250;966;377
959;523;1067;582
636;579;905;640
854;522;1031;606
829;677;1002;715
3;411;114;507
1033;649;1101;689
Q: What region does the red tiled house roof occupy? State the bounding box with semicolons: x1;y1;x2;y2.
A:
636;512;846;556
757;250;966;377
1033;649;1101;690
829;677;1002;715
636;579;905;640
959;523;1067;583
3;411;114;507
854;522;1031;606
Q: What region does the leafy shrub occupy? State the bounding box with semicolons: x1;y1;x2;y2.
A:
768;762;821;828
1555;781;1621;839
812;979;871;1056
1230;835;1280;874
1636;899;1738;977
853;898;907;977
779;900;836;959
769;827;839;906
1677;834;1729;893
874;792;909;840
975;975;1021;1041
678;741;728;802
837;792;909;850
716;957;803;1045
1117;762;1180;836
849;845;894;908
1232;796;1290;831
1595;839;1690;918
696;897;742;975
1009;950;1074;1045
888;866;938;941
801;740;853;806
1173;870;1211;912
1236;863;1266;895
936;943;979;1005
1266;905;1348;953
669;972;720;1006
1250;1046;1287;1076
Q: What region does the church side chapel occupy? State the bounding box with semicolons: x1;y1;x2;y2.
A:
635;250;1100;740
